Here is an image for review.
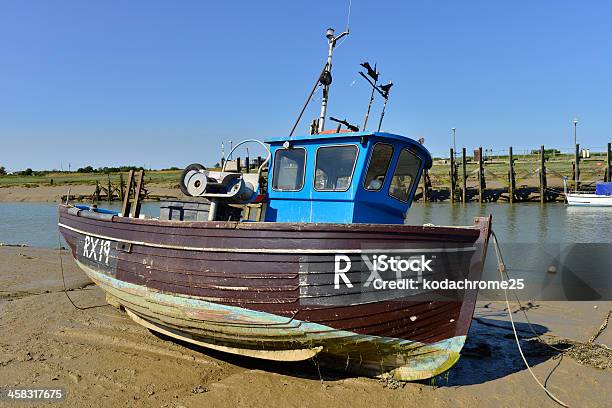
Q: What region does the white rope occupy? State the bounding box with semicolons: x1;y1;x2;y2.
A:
490;231;569;407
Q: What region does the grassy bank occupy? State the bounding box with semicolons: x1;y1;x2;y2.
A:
0;170;183;188
0;153;607;191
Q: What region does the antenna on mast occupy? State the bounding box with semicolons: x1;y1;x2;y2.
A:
377;81;393;131
358;64;393;132
317;27;349;133
360;61;379;130
288;27;349;137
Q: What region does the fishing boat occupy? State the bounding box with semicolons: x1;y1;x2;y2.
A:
58;28;492;381
564;178;612;207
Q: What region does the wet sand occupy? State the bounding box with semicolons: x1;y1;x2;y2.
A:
0;247;610;407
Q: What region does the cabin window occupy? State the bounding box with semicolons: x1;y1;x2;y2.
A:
363;143;394;191
389;149;422;202
271;148;306;191
314;145;359;191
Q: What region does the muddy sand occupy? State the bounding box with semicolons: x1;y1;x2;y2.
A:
0;247;610;407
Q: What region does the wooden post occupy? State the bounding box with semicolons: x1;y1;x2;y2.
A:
420;169;429;202
574;143;580;192
540;145;547;204
461;148;467;203
245;156;250;173
93;181;100;203
606;143;612;182
257;156;263;168
119;173;125;202
107;175;112;203
449;148;456;203
508;146;515;203
236;157;242;173
478;147;484;203
131;170;144;218
121;170;135;217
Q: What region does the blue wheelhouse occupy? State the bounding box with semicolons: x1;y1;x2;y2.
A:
264;131;433;224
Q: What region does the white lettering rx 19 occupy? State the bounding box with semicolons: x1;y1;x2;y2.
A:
83;235;111;265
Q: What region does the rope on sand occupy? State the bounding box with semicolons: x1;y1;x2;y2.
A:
589;309;611;344
57;231;108;310
491;231;570;408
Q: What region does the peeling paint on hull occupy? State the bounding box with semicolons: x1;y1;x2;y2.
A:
58;205;491;381
79;260;465;380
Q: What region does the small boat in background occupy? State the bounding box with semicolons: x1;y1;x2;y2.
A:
564;178;612;207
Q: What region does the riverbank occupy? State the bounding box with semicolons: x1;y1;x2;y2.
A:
0;183;181;203
0;246;610;407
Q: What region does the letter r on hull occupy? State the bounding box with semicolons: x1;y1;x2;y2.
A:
334;254;353;289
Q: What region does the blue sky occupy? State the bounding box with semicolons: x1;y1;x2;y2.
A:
1;0;611;171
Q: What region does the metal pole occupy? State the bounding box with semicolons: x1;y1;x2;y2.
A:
318;28;349;133
362;64;377;131
573;118;578;147
377;98;389;132
478;147;484;203
540;145;546;205
450;148;456;203
461;147;467;204
575;143;580;192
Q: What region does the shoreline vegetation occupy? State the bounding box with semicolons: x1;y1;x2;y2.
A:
0;144;610;203
0;169;188;202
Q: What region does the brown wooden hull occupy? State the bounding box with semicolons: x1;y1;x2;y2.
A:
58;205;491;380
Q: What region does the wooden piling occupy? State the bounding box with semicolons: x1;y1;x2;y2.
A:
508;146;515;203
131;170;144;218
121;170;135;217
119;173;125;202
245;156;250;173
93;182;100;203
461;148;467;203
107;175;112;203
236;157;242;173
574;144;580;192
420;169;429;202
477;147;484;203
606;142;611;182
449;148;456;203
540;145;547;204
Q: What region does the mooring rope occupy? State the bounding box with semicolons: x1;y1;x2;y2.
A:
57;231;108;310
490;231;569;407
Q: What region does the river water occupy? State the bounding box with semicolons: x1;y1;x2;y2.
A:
2;202;611;248
1;201;610;300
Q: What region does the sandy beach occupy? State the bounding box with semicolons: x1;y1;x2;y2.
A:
0;246;609;407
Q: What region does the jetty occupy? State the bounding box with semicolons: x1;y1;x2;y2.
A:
417;142;612;203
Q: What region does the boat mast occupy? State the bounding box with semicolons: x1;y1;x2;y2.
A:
318;28;349;133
